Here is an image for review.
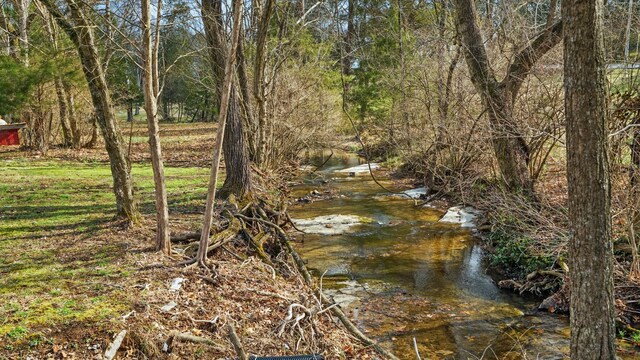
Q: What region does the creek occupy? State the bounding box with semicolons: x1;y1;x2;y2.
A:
289;152;570;359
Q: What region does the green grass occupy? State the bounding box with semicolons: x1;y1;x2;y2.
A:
0;156;214;348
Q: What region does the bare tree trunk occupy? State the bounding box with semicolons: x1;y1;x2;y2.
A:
35;2;74;147
63;81;81;148
625;0;634;66
0;6;11;55
203;0;253;199
563;0;616;358
10;0;30;66
87;113;98;148
236;28;257;160
142;0;170;254
253;0;275;166
453;0;561;193
55;79;73;146
196;0;243;266
127;102;133;122
630;116;640;278
42;0;138;222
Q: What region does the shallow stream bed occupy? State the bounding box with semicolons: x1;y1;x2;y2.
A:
290;152;570;359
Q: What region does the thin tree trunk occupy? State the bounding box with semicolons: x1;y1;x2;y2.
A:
87;113;98;148
203;0;253;199
127;102;134;122
253;0;275;166
42;0;138;222
630;116;640;278
236;28;257;160
196;0;243;266
142;0;170;254
625;0;634;66
34;3;73;147
563;0;616;358
63;81;81;148
54;79;73;146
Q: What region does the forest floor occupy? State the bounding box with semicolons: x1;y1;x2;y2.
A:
0;121;379;359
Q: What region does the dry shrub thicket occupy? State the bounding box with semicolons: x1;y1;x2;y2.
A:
266;56;342;168
350;4;640;305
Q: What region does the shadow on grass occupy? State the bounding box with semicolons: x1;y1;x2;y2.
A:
0;204;112;241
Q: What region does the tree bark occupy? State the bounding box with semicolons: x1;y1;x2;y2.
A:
63;81;81;148
196;0;244;266
236;28;257;161
54;79;73;146
42;0;138;222
563;0;616;358
142;0;170;254
453;0;561;193
202;0;252;199
253;0;275;166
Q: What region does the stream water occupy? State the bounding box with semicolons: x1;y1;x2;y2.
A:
289;152;571;359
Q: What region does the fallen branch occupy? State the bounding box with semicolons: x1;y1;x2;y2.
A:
171;231;202;243
165;331;225;353
228;323;248;360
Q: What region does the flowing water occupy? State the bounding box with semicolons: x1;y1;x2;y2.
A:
289;152;571;359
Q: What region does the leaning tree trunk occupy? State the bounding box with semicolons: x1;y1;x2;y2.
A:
202;0;252;199
35;2;74;147
564;0;616;358
42;0;138;222
142;0;170;253
195;0;244;267
453;0;561;194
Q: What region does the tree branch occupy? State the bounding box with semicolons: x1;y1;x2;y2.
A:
502;20;563;102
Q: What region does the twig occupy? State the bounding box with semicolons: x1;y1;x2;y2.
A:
228;322;248;360
166;331;225;352
413;337;422;360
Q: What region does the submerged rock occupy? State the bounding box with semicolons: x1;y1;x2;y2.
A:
401;187;428;199
439;206;481;228
291;214;377;235
335;163;380;174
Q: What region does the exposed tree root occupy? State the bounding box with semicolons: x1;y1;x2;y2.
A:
499;271;563;297
171;197;399;359
164;331;226;353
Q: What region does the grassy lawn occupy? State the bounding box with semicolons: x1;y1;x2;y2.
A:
0;156;213;353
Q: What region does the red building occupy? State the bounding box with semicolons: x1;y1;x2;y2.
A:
0;123;27;146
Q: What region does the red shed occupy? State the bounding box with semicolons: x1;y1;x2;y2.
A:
0;123;26;146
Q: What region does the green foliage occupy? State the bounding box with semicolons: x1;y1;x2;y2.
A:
0;56;46;115
6;326;27;340
488;230;553;279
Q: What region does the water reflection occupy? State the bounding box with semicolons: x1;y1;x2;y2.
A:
291;152;570;359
